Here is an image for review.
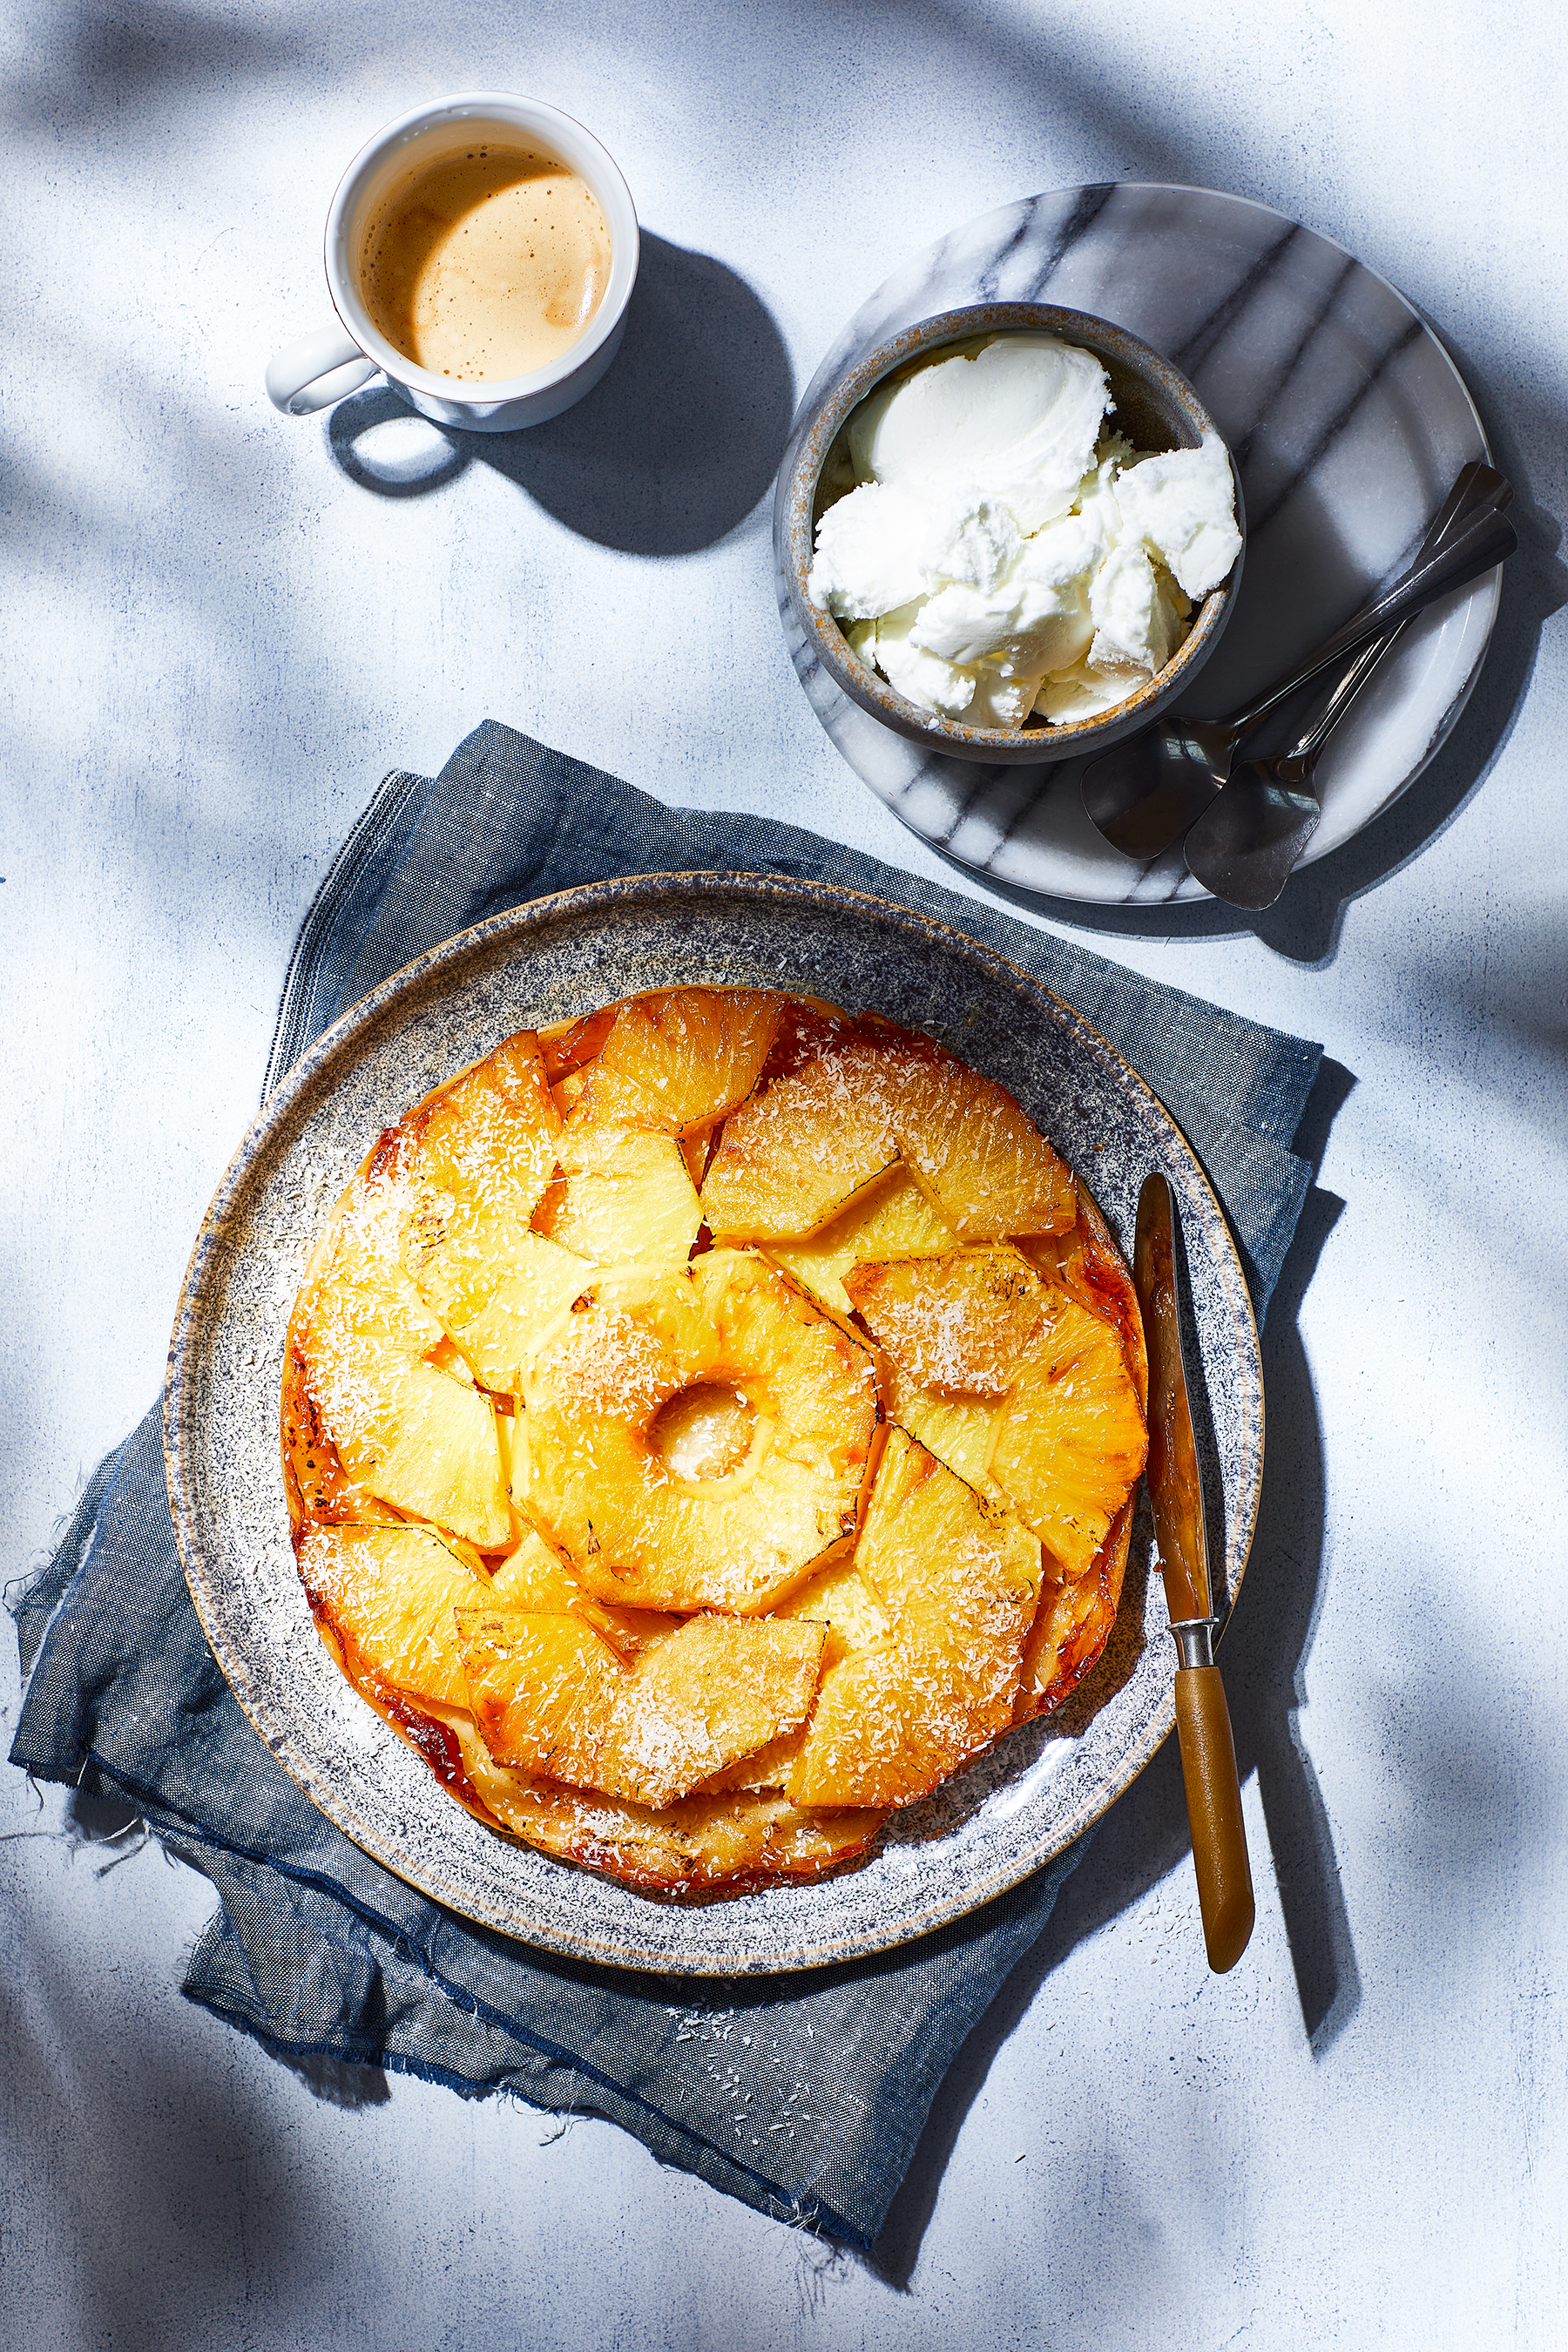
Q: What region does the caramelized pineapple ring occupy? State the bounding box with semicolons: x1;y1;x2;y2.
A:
787;1428;1044;1809
564;987;784;1138
701;1029;1075;1243
297;1181;511;1550
523;1249;879;1613
456;1603;826;1808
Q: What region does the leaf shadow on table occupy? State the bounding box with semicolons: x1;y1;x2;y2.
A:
868;1057;1355;2290
0;0;297;127
326;233;795;556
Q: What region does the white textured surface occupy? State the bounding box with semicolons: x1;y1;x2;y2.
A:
3;2;1565;2345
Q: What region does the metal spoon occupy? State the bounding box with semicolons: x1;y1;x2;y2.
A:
1184;467;1517;906
1081;463;1514;860
1180;625;1396;907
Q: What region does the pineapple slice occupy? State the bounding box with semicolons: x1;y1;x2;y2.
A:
523;1250;878;1613
456;1603;826;1808
698;1728;807;1794
280;1339;398;1532
402;1031;560;1209
884;1367;1006;1497
1014;1502;1134;1718
537;1004;618;1083
788;1428;1042;1808
438;1697;885;1892
700;1044;901;1240
537;1126;701;1267
458;1607;625;1786
869;1036;1075;1240
701;1029;1073;1244
297;1522;489;1709
774;1554;890;1669
990;1286;1148;1577
486;1523;672;1657
442;1231;594;1391
766;1166;955;1315
488;1524;592;1613
1021;1178;1149;1412
596;1613;824;1806
397;1031;564;1331
357;1363;513;1549
298;1191;511;1549
844;1246;1044;1396
564;988;784;1137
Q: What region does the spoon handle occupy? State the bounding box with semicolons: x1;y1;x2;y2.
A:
1287;623;1404;761
1281;461;1508;760
1221;463;1513;740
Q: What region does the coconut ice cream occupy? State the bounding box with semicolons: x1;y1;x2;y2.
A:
807;335;1241;729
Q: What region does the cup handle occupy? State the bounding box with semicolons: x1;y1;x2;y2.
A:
265;322;379;416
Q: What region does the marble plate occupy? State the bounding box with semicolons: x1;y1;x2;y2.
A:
774;184;1497;906
165;875;1263;1974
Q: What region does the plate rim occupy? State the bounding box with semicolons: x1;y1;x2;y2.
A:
164;868;1264;1972
775;178;1501;905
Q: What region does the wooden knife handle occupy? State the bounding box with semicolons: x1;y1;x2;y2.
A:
1174;1664;1255;1973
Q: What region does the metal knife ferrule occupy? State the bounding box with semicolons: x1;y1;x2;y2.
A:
1167;1617;1216;1671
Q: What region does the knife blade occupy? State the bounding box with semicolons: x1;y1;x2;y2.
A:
1133;1172;1255;1974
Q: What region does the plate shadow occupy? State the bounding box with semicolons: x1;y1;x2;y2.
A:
868;1054;1356;2288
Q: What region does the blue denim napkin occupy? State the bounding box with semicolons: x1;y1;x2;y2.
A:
10;722;1321;2247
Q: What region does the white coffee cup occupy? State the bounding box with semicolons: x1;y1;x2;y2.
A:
265;92;639;433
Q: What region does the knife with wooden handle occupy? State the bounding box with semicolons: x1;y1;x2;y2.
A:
1133;1173;1255;1974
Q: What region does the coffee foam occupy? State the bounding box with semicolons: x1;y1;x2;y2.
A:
359;142;612;381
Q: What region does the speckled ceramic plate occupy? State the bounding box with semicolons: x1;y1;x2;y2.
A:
165;875;1262;1974
774;183;1497;906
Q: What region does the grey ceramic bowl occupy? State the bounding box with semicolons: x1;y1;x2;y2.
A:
774;301;1246;766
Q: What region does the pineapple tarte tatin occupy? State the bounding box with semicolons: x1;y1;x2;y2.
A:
282;987;1149;1897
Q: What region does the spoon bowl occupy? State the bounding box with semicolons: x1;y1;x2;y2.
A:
1078;715;1238;859
1181;755;1324;909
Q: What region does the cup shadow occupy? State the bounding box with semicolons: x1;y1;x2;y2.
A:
327;232;794;557
868;1055;1356;2288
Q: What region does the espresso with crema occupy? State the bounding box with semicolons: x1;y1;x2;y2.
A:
359;144;612;381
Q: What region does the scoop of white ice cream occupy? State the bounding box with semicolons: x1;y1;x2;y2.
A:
1112;431;1242;600
911;507;1102;676
871;601;977;717
1088;540;1189;673
848;335;1109;537
809;479;929;621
